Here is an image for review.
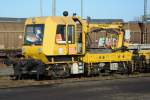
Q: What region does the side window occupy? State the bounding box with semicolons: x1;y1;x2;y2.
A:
68;25;75;44
56;25;66;44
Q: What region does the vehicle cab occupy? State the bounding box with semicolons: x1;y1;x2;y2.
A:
23;15;85;64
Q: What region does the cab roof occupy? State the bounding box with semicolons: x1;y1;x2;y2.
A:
25;16;76;25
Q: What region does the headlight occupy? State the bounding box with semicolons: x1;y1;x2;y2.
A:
22;47;25;53
37;48;42;53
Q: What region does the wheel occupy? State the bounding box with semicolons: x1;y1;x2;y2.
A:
84;64;91;77
140;55;147;72
50;64;70;79
13;61;23;80
118;62;129;74
36;61;45;80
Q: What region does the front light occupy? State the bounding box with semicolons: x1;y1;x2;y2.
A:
37;48;42;53
22;47;25;53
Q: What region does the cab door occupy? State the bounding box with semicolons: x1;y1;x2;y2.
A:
55;24;77;55
72;18;83;54
55;23;83;55
67;25;77;55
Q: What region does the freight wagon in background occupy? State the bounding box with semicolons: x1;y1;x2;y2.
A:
0;17;25;64
86;19;150;45
124;21;150;44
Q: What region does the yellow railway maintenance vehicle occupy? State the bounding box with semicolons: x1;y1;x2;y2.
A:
13;12;134;80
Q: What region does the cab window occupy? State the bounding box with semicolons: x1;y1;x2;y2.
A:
56;25;66;44
24;24;44;45
68;25;75;44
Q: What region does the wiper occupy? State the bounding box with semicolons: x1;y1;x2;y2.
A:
34;42;42;45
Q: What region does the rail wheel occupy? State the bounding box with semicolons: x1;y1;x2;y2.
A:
118;62;131;75
13;60;24;80
140;55;147;72
36;61;45;80
50;64;70;79
84;64;92;76
84;63;102;76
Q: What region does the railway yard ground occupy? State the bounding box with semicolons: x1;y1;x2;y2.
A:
1;69;150;89
1;64;150;100
1;75;150;100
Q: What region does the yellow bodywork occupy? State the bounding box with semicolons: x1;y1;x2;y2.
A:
88;23;122;29
23;46;49;63
23;16;86;64
82;51;132;63
25;17;78;55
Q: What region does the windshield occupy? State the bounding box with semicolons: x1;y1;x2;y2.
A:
87;28;119;49
24;24;44;45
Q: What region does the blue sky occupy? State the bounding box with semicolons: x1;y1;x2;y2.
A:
0;0;149;21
